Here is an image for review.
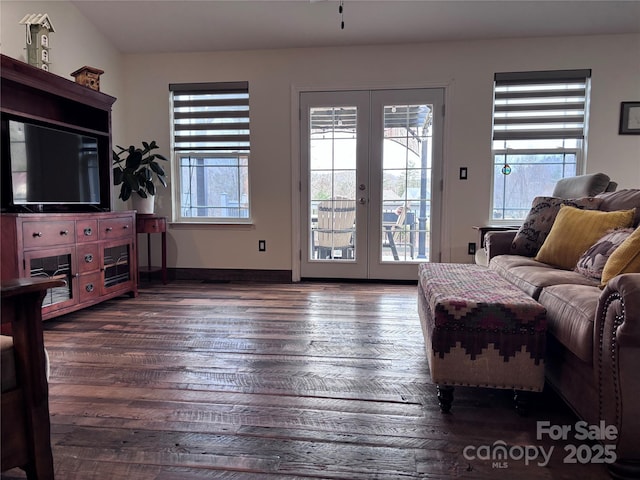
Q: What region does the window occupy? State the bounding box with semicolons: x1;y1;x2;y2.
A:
491;70;591;221
170;82;250;222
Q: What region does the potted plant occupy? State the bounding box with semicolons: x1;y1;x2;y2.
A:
112;141;167;214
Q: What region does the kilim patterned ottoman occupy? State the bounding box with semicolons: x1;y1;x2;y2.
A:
417;263;547;413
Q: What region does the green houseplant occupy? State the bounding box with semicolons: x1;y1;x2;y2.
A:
112;141;168;201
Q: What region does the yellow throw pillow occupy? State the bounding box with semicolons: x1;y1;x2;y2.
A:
535;206;636;270
601;226;640;285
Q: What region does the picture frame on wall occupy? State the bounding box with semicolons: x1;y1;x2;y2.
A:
619;102;640;135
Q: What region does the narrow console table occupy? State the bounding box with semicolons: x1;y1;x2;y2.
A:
136;214;168;284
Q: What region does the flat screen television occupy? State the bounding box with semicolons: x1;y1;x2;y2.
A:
2;118;102;211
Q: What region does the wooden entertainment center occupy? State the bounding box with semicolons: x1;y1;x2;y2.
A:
1;54;138;320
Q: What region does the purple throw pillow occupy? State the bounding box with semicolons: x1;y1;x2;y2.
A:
575;228;634;280
509;196;603;257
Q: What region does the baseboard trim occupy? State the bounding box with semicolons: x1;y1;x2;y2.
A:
170;268;292;283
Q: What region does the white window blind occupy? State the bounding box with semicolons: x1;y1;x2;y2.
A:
492;69;591;141
170;82;249;153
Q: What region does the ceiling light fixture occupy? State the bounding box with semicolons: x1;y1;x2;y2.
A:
339;1;345;30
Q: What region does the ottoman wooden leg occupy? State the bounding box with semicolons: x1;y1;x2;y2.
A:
513;390;530;416
437;385;454;413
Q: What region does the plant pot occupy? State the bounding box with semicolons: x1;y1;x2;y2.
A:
132;194;155;215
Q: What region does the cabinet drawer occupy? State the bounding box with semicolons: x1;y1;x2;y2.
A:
76;244;100;274
78;272;102;303
76;219;98;243
99;217;133;240
22;221;75;248
136;216;166;233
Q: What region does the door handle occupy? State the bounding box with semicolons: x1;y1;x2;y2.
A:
358;197;367;205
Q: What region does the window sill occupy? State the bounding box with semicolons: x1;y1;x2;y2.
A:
169;220;255;230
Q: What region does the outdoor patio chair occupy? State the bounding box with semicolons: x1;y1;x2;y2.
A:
314;198;356;259
384;205;415;260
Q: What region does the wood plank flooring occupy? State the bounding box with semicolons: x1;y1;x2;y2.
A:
2;281;610;479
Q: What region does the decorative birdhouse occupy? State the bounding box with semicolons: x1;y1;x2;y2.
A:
19;13;55;72
71;66;105;91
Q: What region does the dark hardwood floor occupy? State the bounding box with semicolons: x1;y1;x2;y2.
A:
3;281;610;479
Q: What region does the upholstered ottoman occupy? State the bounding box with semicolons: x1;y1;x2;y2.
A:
417;263;547;413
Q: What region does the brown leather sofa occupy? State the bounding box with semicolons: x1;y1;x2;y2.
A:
484;189;640;479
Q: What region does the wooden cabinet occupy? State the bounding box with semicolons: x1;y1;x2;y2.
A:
1;212;138;320
0;55;136;320
1;54;116;212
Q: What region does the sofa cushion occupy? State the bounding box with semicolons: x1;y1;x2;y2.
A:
489;254;550;274
539;284;601;364
509;196;602;257
596;189;640;226
535;206;636;270
552;172;611;198
575;228;633;281
601;225;640;285
489;255;597;299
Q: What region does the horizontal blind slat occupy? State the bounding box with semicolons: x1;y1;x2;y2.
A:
175;134;250;143
169;81;248;93
493;130;584;140
494;69;591;83
174;112;248;121
174;123;250;131
495;102;585;112
174;98;249;108
174;146;250;152
494;88;585;100
493;116;584;125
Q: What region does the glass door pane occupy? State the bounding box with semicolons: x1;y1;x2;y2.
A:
104;243;131;288
367;88;443;280
30;253;73;306
300;90;369;279
309;106;357;261
380;103;433;262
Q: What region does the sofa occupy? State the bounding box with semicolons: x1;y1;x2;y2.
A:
483;188;640;479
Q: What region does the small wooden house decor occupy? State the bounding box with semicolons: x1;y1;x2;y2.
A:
71;66;104;91
19;13;55;71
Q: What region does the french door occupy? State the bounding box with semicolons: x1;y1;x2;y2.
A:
300;88;444;280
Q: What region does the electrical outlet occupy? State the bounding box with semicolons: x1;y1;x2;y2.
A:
258;240;266;252
468;242;476;255
459;167;468;180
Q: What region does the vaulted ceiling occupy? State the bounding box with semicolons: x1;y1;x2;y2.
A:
71;0;640;54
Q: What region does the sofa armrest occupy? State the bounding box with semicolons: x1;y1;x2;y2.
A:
484;230;517;261
595;273;640;471
1;277;63;478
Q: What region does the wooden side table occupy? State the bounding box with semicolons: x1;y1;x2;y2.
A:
136;214;168;284
473;224;521;248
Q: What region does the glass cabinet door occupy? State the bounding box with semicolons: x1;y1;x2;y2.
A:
25;247;76;310
103;242;132;289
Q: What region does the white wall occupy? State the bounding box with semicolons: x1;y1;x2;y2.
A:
2;1;639;274
123;35;640;272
